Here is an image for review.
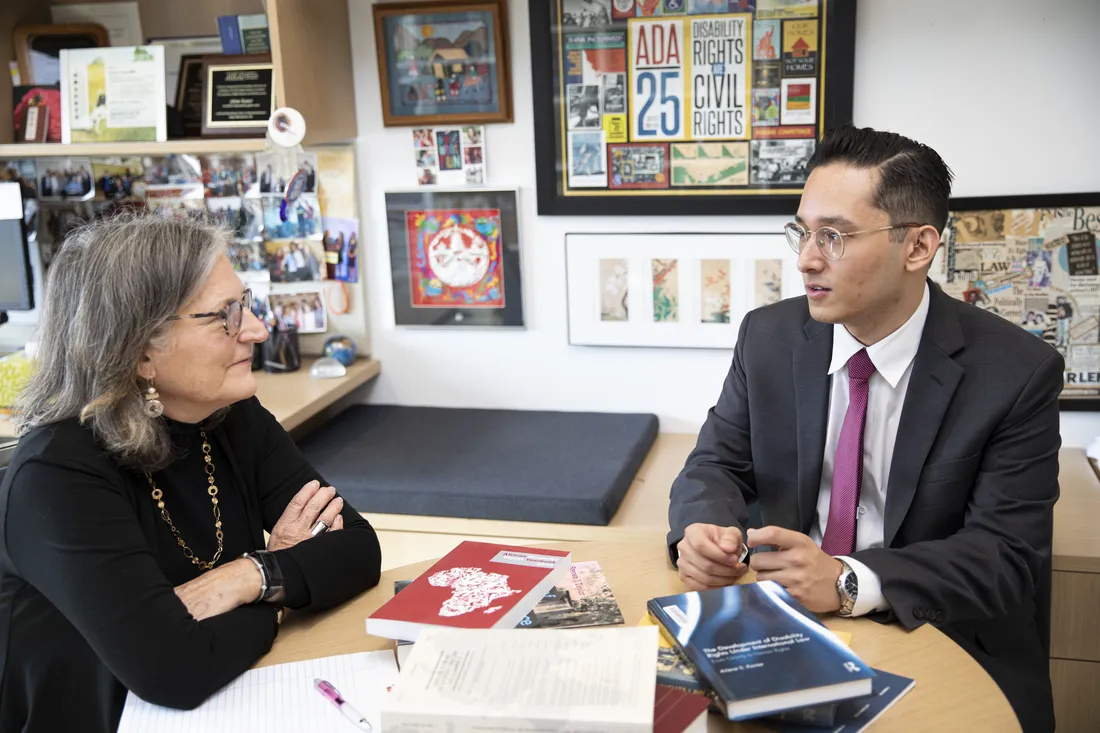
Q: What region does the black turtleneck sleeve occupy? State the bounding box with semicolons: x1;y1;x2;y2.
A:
244;398;383;611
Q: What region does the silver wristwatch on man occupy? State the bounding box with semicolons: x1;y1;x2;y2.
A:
836;558;858;617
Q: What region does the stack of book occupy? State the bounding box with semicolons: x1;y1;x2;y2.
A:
364;542;913;732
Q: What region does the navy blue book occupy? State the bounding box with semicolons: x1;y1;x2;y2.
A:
647;581;876;721
762;669;915;733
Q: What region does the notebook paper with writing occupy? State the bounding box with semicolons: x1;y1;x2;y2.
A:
116;651;400;733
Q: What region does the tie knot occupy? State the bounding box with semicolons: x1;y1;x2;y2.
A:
848;349;876;381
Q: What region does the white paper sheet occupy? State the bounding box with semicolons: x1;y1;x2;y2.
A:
117;651;399;733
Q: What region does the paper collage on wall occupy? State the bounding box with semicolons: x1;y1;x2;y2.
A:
568;232;801;348
932;202;1100;400
532;0;855;214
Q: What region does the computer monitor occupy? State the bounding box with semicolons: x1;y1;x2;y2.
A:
0;182;33;313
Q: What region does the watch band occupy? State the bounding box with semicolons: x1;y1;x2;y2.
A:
836;559;858;617
242;550;284;603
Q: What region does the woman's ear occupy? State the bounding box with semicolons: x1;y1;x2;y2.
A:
137;353;156;382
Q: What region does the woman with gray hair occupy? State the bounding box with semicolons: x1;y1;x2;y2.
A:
0;215;382;732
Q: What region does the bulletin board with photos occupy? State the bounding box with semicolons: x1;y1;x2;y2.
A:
931;192;1100;410
529;0;856;216
1;150;361;338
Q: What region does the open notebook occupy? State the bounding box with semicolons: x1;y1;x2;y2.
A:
117;651;399;733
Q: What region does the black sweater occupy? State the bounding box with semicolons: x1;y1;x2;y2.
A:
0;397;382;732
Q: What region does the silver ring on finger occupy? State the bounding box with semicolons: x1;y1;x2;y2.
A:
310;519;330;537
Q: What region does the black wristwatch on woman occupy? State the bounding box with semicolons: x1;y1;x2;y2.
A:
242;550;285;603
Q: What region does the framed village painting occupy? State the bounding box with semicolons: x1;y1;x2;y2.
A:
529;0;857;215
565;232;800;348
386;189;524;327
373;0;513;126
931;192;1100;410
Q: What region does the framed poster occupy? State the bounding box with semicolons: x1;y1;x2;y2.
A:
565;232;800;348
530;0;857;216
931;192;1100;410
386;189;524;327
373;0;513;126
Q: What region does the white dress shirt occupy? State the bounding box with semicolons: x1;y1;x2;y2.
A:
808;283;931;616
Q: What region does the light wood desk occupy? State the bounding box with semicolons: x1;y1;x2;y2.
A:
0;357;381;442
257;534;1020;732
1050;448;1100;731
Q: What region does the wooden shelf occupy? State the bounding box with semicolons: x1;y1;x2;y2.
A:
0;0;358;150
0;138;267;159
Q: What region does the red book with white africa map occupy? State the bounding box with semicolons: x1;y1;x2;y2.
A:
365;542;572;642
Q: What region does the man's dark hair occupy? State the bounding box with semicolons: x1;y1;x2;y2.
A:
807;124;954;241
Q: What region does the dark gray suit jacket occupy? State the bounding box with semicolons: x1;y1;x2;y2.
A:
668;281;1061;733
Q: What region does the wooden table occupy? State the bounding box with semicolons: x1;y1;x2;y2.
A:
1050;448;1100;730
257;534;1020;732
0;357;381;442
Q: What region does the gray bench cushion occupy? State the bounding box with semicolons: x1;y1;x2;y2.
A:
296;405;659;525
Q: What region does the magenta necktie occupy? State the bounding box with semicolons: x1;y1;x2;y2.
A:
821;348;876;556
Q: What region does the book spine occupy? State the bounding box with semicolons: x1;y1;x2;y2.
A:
59;50;71;144
217;16;243;54
646;602;738;707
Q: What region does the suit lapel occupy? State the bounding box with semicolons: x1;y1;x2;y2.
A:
883;282;965;547
794;318;832;534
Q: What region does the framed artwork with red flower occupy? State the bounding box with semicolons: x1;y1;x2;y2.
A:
386;189;524;327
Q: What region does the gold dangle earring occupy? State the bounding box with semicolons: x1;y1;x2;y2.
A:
143;380;164;418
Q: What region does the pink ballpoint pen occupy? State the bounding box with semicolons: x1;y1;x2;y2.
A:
314;678;373;731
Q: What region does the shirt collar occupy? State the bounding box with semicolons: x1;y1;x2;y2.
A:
828;283;930;388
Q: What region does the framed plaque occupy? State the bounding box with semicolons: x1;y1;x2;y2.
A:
528;0;857;216
200;54;275;137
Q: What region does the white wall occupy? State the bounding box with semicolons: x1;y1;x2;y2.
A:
348;0;1100;444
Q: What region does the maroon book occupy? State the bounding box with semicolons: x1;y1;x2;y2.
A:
655;684;710;733
366;541;571;641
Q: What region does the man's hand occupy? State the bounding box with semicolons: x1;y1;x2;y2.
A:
267;480;345;552
747;526;843;613
675;523;748;591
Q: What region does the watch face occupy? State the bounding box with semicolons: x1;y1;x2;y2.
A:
844;572;859;598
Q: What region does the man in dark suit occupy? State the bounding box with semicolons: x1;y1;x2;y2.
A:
668;125;1061;733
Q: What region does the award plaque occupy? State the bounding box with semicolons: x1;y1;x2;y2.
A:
200;53;274;137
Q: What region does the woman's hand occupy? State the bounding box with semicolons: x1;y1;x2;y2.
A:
266;480;345;552
174;558;263;621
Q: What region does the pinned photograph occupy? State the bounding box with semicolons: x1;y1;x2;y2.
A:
466;166;485;185
464;146;484;165
227;240;267;273
416;149;438;168
462;126;483;146
92;157;145;200
145;190;206;220
201;154;258;197
269;288;327;333
322;217;359;283
436;130;462;171
36;157;95;201
144;154;202;188
264;238;326;282
315;146;357;219
413;128;434;148
262;195;321;239
567;84;601;129
206;197;263;242
2;159;38;198
257;151;317;195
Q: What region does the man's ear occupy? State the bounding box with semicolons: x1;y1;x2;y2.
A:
906;225;941;272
